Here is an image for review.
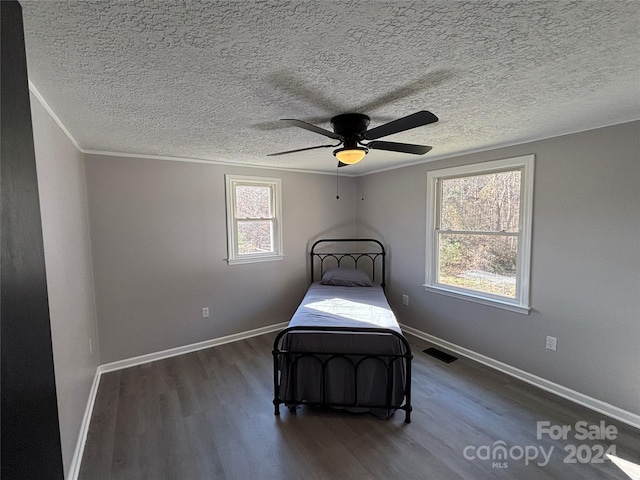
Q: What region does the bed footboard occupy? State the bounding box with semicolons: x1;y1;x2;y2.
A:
272;326;413;423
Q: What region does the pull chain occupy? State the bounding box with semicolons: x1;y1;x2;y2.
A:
336;164;340;199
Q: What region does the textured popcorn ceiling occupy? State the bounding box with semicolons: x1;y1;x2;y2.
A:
20;1;640;174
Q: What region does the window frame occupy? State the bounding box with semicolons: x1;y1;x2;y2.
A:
225;174;283;265
424;155;535;314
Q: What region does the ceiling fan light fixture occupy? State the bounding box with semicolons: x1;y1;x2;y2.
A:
333;147;368;164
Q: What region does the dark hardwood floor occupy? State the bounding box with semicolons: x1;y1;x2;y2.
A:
79;332;640;479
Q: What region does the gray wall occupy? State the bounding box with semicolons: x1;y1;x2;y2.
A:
356;121;640;415
84;155;356;363
31;94;99;475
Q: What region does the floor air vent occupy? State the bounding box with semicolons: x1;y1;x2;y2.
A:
423;347;458;363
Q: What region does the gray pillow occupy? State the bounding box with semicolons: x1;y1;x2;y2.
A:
320;268;373;287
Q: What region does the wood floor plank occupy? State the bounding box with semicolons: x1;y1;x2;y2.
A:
79;332;640;479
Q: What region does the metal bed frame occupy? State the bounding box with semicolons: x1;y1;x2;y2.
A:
272;239;413;423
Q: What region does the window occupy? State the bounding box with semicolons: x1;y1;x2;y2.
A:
425;155;534;313
225;175;283;265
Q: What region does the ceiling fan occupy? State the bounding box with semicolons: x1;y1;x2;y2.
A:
267;110;438;166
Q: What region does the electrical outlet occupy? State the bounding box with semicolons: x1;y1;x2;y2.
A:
546;335;557;351
402;294;409;306
202;307;210;318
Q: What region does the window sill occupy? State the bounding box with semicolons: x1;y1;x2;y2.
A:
227;254;284;266
422;284;530;315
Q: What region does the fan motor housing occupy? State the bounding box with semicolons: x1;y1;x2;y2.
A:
330;113;370;137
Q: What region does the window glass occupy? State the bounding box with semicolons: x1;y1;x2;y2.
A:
440;171;521;233
237;220;274;255
235;185;272;218
438;233;517;298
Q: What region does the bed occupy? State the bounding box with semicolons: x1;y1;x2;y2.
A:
272;239;413;423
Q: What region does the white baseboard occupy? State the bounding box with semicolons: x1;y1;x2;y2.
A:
66;321;288;479
400;323;640;430
66;369;101;480
99;321;289;374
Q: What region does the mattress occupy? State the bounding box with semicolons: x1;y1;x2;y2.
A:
288;282;402;332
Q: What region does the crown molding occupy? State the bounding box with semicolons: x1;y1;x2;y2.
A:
29;80;639;179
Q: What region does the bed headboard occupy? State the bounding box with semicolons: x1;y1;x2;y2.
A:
310;238;386;289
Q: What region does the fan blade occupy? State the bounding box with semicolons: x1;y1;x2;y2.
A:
281;119;342;140
367;141;432;155
266;144;338;156
338;161;348;168
363;111;438;140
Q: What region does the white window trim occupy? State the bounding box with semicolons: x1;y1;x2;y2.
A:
424;155;535;314
225;174;283;265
